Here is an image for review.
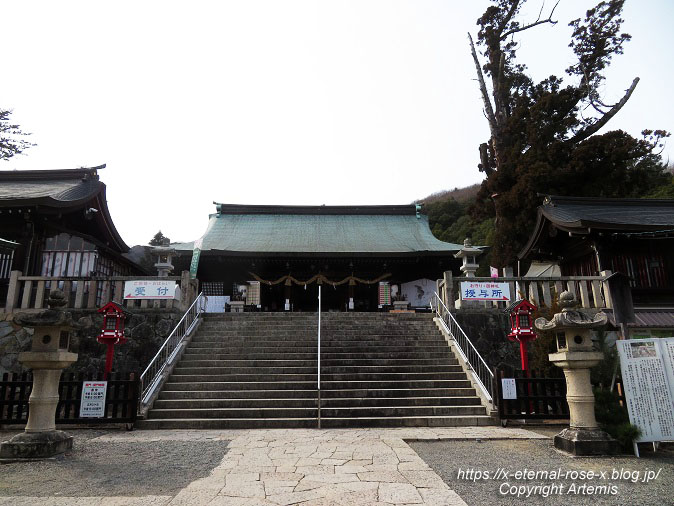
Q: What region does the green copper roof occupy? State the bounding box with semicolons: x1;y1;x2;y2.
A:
175;204;462;255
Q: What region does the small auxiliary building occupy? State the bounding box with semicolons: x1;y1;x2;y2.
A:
173;203;463;311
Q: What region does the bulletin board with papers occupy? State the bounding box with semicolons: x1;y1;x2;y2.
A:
617;338;674;453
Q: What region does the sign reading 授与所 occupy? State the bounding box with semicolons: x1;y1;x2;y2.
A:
460;281;511;301
617;338;674;444
79;381;107;418
123;280;177;299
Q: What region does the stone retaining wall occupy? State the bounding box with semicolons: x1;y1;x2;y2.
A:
0;309;183;377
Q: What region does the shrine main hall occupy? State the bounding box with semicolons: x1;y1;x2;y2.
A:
173;203;465;311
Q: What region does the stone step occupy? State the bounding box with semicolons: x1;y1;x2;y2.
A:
321;396;483;407
137;415;491;430
161;379;473;390
147;407;317;419
136;418;319;429
320;405;486;418
187;343;451;351
177;357;457;367
157;387;476;400
320;387;478;399
167;372;467;382
159;389;318;400
319;415;493;428
162;381;318;391
142;311;492;429
173;365;463;375
153;398;318;409
152;396;481;410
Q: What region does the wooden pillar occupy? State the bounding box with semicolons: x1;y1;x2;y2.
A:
5;270;22;312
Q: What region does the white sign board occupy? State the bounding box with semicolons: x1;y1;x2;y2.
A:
205;295;229;313
124;280;177;300
401;278;435;307
460;281;511;301
79;381;107;418
617;338;674;444
501;378;517;400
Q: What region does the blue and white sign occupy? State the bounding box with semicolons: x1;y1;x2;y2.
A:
124;280;177;299
460;281;511;301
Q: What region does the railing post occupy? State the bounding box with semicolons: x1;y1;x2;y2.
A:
35;280;46;309
21;279;33;309
5;270;22;312
600;270;613;308
443;271;453;309
87;280;98;308
180;270;192;311
74;281;85;309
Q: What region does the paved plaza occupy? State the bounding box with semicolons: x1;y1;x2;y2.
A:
1;426;546;505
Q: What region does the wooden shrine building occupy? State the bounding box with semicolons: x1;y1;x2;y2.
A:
0;166;144;304
173;203;464;311
519;195;674;336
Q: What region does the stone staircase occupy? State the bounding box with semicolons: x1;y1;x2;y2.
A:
137;312;493;429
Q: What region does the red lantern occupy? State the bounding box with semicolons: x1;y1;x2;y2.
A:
97;302;131;379
505;299;538;371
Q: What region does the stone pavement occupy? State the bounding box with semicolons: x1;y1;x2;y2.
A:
1;426;547;505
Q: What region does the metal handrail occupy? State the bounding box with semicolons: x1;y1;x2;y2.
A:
139;292;206;407
430;292;494;401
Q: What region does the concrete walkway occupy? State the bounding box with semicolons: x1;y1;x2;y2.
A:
1;427;547;505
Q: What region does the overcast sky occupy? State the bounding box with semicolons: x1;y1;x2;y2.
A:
2;0;672;246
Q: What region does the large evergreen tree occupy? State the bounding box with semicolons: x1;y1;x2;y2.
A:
469;0;669;266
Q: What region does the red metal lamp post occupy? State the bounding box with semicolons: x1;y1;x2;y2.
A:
97;302;131;379
505;299;538;372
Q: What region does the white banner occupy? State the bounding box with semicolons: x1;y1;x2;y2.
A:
460;281;511;301
124;280;177;299
617;338;674;443
401;278;435;307
79;381;107;418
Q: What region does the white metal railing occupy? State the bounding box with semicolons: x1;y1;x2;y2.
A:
430;292;494;401
139;292;207;407
317;285;322;428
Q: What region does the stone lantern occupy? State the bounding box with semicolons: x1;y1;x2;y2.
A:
154;238;174;277
0;290;79;460
535;291;618;455
454;238;482;277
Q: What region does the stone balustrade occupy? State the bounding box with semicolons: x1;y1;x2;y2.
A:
2;271;197;313
437;271;613;311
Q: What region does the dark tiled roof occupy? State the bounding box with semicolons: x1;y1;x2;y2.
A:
540;195;674;230
519;195;674;259
608;310;674;329
0;167;103;207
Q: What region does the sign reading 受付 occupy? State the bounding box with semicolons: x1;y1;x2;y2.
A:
460;281;511;301
79;381;107;418
124;280;177;300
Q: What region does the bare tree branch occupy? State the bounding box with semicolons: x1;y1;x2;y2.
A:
566;77;640;145
496;0;521;36
468;32;497;134
500;0;560;39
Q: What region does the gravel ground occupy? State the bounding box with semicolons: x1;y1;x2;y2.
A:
0;430;229;497
409;437;674;506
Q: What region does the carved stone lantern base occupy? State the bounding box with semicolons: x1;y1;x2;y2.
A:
0;430;73;461
554;428;619;456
